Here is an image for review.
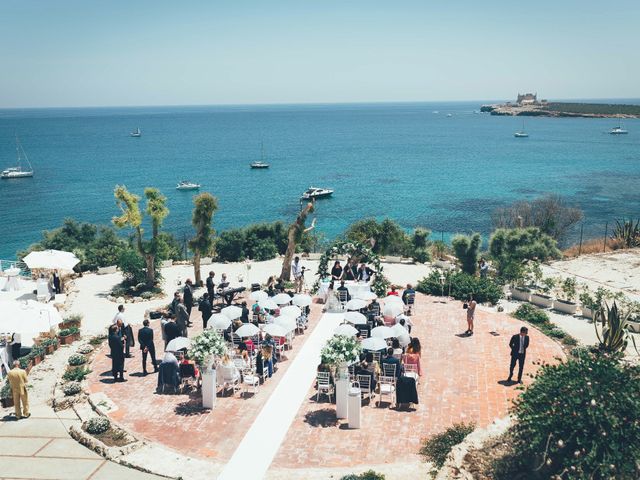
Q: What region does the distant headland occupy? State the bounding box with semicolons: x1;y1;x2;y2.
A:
481;93;640;118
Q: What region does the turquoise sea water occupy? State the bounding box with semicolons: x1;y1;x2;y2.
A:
0;101;639;260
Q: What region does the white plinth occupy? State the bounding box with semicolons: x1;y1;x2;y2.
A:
336;378;349;419
202;369;217;409
348;387;362;429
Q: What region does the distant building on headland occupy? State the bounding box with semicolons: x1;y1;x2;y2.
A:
517;93;538;105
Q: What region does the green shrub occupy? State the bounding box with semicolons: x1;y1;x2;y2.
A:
489;227;561;278
63;382;82;396
513;303;549;325
412;247;431;263
215;229;246;261
419;422;475;470
417;271;503;304
62;314;83;326
340;471;386;480
344;218;410;256
85;416;111;435
117;248;148;286
451;233;481;275
1;380;11;399
19;357;30;369
68;354;86;366
89;335;107;346
59;327;79;337
29;346;45;359
63;367;92;382
78;344;94;354
507;353;640;479
40;337;59;349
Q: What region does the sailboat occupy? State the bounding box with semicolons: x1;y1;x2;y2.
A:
1;136;34;179
130;128;142;137
250;143;270;169
514;119;529;138
609;116;628;135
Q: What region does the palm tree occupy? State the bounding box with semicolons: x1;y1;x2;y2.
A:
280;202;315;281
188;192;218;285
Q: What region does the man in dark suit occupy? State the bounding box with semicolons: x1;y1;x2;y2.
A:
164;318;181;347
357;263;374;282
175;297;189;337
169;291;181;316
205;271;215;301
183;279;194;324
108;324;125;382
52;270;62;294
198;293;213;329
337;280;351;301
508;327;530;384
380;347;402;378
137;319;158;375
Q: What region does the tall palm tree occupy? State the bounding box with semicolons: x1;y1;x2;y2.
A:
189;192;218;285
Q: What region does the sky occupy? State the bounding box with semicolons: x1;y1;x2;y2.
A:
0;0;638;108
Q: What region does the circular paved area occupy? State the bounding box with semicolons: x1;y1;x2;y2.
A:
87;293;565;476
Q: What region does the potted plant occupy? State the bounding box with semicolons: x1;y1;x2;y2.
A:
0;381;13;409
507;262;531;302
29;346;45;366
554;277;578;315
41;337;59;355
58;327;80;345
531;276;555;309
58;314;83;330
431;241;450;269
579;287;596;320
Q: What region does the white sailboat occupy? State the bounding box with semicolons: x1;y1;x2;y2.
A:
514;119;529;138
250;143;270;169
1;136;34;179
130;128;142;137
609;116;628;135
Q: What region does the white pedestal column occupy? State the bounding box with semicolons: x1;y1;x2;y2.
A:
335;363;349;419
202;369;217;409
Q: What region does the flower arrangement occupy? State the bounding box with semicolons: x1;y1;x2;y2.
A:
188;329;227;368
321;334;362;366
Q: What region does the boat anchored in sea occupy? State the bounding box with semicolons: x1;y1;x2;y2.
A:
176;180;201;191
250;143;270;169
130;128;142;137
514;119;529;138
1;136;34;179
301;186;333;200
609;118;628;135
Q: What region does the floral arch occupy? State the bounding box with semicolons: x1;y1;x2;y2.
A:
313;241;389;296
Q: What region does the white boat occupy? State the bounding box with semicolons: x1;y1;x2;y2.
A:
301;186;333;200
446;113;453;117
1;136;34;179
130;128;142;137
514;119;529;138
176;180;201;190
610;118;628;135
250;143;270;169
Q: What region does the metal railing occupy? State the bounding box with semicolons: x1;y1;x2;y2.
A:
0;259;31;277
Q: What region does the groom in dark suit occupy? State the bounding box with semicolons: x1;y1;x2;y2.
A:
507;326;530;384
138;319;158;375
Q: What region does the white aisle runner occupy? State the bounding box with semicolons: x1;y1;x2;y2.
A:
218;312;344;480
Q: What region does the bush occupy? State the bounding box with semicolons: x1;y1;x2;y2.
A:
513;303;550;325
489;227;561;278
340;471;386;480
63;367;92;382
19;357;30;369
62;314;83;326
29;346;45;360
506;353;640;479
451;233;481;275
117;248;148;286
63;382;83;396
344;218;410;256
59;327;80;337
77;345;94;354
419;422;475;470
412;247;431;263
89;335;107;346
85;416;111;435
215;229;246;261
40;337;59;349
68;354;86;366
417;271;503;304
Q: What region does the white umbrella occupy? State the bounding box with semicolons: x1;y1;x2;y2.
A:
397;333;411;347
273;293;292;305
361;337;387;351
263;323;288;337
344;311;367;325
235;323;260;338
280;305;301;318
356;291;377;301
292;294;312;307
346;299;367;311
371;326;394;339
383;295;404;305
274;316;296;332
334;324;358;337
0;300;61;341
166;336;191;352
222;305;243;320
250;290;268;301
209;313;231;330
259;298;278;311
382;302;403;317
23;249;80;272
391;323;408;337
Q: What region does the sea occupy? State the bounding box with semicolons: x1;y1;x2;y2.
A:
1;101;639;260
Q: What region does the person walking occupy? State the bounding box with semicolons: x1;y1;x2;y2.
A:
507;327;530;384
52;270;62;294
7;360;29;419
199;292;213;329
108;324;125;382
183;279;194;324
138;319;158;375
465;294;477;335
291;256;304;293
175;297;189;337
205;271;216;301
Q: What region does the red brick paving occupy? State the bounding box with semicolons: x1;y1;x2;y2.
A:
269;294;565;469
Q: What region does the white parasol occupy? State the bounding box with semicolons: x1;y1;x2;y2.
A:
274;316;297;332
334;324;359;337
346;299;367;311
222;305;243;320
280;305;302;318
23;249;80;272
209;313;231;330
250;290;268;301
382;302;403;317
361;337;387;351
258;298;278;311
371;326;395;339
235;323;260;338
382;295;404;305
272;293;292;305
344;311;367;325
292;294;312;307
263;323;288;337
356;291;377;301
166;336;191;352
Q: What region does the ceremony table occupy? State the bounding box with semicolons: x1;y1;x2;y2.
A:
317;280;371;301
2;268;21;292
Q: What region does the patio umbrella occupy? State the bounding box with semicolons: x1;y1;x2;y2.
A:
371;326;394;339
23;249;80;272
274;316;296;332
391;323;408;337
382;302;403;317
235;323;259;338
250;290;268;301
209;313;231;330
344;311;367;325
346;299;367;311
356;291;377;301
259;298;278;311
334;324;358;337
361;337;387;351
166;336;191;352
273;293;292;305
263;323;288;337
383;295;404;305
397;333;411;347
222;305;243;320
292;294;312;307
280;305;301;318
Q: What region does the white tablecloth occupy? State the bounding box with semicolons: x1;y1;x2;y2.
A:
317;281;371;300
2;268;21;292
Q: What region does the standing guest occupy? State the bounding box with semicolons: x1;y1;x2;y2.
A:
291;256;304;293
183;279;194;324
199;293;213;329
175;297;189;337
205;271;216;301
508;327;530;384
465;294;477;335
138;319;158;375
52;270;62;294
343;259;357;281
330;261;343;280
240;301;250;323
357;263;374;282
401;284;416;306
10;332;21;362
387;285;399;296
108;324;125;382
337;280;351;301
164;317;181;346
169;291;181;316
7;360;29;419
113;308;134;358
112;304;126;325
479;258;489;279
160;316;170;348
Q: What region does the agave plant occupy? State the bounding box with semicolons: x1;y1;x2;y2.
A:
611;218;640;248
594;301;638;354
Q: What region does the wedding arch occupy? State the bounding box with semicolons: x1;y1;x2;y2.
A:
313;241;389;296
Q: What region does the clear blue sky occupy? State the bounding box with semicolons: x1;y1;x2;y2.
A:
1;0;638;107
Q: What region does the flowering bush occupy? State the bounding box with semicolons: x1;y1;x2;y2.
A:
63;382;82;396
188;329;227;367
78;345;94;354
68;354;87;366
321;334;362;366
85;416;110;435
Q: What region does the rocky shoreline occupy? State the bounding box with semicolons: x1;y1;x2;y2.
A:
480;103;639;118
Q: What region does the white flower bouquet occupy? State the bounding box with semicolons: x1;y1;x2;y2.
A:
320;334;362;366
188;329;227;368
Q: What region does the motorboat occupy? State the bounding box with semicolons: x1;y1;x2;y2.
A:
1;136;33;179
176;181;201;190
301;186;333;200
130;128;142;137
250;143;270;168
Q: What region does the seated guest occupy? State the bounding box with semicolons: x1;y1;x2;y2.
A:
178;351;199;377
357;263;374;282
407;337;422;356
316;362;334;386
354;353;376;391
267;284;275;297
274;277;285;292
240;301;250;323
238;350;251;369
163;318;181;346
364;351;381;377
396;314;412;333
336;280;351;301
243;336;255;354
391;338;403;358
161;351;179;367
330;261;343;280
256;346;274;378
381;347;402;378
387;285;399;296
403;338;422;376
